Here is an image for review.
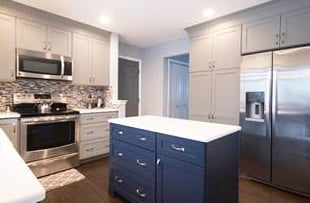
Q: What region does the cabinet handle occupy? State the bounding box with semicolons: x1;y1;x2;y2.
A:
86;131;94;134
86;117;94;121
118;131;123;135
138;137;147;142
281;32;285;44
171;144;185;152
43;41;47;51
136;189;147;198
11;67;14;78
86;148;94;152
208;113;211;120
136;159;147;167
13;122;16;133
156;158;161;166
48;42;52;51
114;176;123;183
212;114;215;120
212;61;216;69
116;151;123;156
208;62;212;69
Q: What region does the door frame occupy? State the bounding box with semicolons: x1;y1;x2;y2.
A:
118;56;142;116
167;58;189;118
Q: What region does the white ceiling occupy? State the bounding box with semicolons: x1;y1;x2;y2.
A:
12;0;272;48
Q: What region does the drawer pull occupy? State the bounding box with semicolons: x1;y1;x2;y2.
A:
136;188;147;198
136;159;147;167
86;148;94;152
138;137;147;141
116;151;123;156
171;144;185;152
118;131;123;135
114;176;123;183
86;131;94;134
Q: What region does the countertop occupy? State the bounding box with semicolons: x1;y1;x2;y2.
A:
0;112;20;119
109;115;241;143
74;107;118;114
0;128;45;203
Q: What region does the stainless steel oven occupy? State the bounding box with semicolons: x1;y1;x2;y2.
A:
20;114;79;177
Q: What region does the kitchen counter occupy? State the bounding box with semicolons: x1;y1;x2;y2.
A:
75;107;118;114
0;128;45;203
0;112;20;119
109;115;241;143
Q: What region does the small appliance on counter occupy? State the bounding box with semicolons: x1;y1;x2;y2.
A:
12;93;79;177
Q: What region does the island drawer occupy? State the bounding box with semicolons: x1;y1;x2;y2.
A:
111;140;155;178
111;124;156;151
157;134;205;167
111;165;155;203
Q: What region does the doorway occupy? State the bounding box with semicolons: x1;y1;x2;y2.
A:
118;57;141;117
166;54;189;119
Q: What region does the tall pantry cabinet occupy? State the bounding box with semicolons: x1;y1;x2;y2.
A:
188;25;241;125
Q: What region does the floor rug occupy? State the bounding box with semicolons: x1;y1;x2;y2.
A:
39;168;85;191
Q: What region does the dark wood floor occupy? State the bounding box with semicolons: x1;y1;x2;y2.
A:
43;158;310;203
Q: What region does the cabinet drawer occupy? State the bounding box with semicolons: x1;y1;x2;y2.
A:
157;134;205;167
80;123;109;141
79;139;109;159
111;124;155;151
111;165;155;203
80;112;117;124
112;140;155;179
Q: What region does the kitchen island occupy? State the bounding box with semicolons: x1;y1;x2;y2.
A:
0;128;45;203
108;115;241;203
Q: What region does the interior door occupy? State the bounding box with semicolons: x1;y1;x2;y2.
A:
118;58;140;117
168;59;189;119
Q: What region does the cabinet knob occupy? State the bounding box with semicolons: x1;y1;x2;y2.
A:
116;151;123;156
136;188;147;198
156;158;161;166
136;159;147;167
118;131;123;135
171;144;185;152
138;137;147;142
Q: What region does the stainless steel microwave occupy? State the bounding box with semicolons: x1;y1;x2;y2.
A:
16;48;73;81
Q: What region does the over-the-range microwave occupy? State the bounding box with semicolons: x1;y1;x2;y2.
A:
16;48;73;81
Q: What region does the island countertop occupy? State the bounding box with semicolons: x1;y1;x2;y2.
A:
109;115;241;143
0;128;45;203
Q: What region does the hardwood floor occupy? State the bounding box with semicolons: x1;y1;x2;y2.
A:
43;158;310;203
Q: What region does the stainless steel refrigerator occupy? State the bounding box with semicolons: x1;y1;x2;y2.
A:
240;46;310;195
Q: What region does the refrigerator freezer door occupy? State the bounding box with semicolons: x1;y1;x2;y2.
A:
273;47;310;194
240;52;272;182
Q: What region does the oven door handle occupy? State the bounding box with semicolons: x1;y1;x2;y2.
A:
21;116;79;125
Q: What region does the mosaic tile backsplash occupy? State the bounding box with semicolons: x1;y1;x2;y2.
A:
0;79;112;111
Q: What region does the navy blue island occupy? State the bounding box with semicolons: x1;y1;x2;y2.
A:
108;116;241;203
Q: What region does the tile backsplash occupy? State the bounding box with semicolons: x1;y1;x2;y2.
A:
0;79;112;111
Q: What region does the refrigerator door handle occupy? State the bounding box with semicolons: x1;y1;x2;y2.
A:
272;69;277;141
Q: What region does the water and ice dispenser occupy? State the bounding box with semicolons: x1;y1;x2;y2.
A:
246;92;264;120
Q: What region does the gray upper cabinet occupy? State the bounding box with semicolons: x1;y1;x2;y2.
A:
281;7;310;48
242;7;310;54
16;18;72;56
0;13;15;81
190;25;241;72
242;15;281;54
73;33;110;86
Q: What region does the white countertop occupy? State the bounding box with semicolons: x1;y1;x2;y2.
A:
74;107;118;114
0;128;45;203
109;115;241;143
0;112;20;119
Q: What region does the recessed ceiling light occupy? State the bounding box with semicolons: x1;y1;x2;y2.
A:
203;9;215;18
99;16;110;24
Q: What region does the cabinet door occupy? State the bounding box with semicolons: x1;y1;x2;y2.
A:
16;18;46;52
211;68;240;125
73;33;92;85
281;7;310;48
0;119;18;150
213;26;241;70
156;155;204;203
189;72;211;122
0;14;15;81
48;26;72;56
242;15;281;54
92;38;110;86
190;34;213;72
